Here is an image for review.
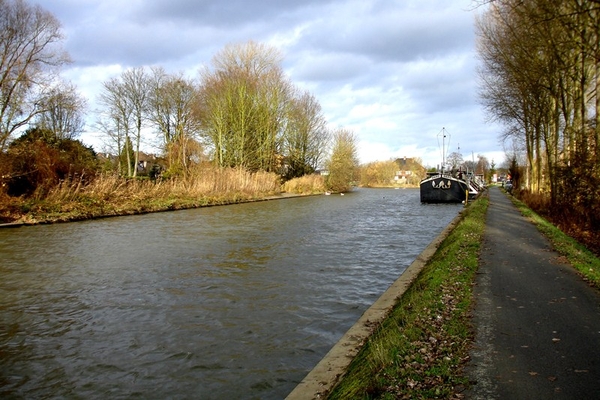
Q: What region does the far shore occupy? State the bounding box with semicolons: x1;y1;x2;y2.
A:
0;184;420;228
0;192;319;228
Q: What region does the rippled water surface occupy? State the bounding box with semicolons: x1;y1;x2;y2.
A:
0;188;461;399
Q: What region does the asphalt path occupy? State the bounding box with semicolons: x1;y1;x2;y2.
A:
465;187;600;399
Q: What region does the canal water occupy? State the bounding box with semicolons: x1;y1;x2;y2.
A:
0;188;462;399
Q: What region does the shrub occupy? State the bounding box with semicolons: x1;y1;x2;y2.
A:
3;128;98;197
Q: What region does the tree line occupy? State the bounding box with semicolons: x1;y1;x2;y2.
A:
1;0;360;200
96;42;333;181
477;0;600;244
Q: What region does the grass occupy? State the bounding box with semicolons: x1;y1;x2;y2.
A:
327;193;489;399
507;192;600;288
281;174;326;194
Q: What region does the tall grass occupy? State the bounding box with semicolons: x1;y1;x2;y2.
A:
281;174;326;194
47;168;279;203
3;167;281;224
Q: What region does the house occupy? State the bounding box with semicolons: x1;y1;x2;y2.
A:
393;157;427;186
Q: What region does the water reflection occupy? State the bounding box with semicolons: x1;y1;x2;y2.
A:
0;188;461;399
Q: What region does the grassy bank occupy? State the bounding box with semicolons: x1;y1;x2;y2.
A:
327;194;488;399
0;167;284;224
0;169;330;225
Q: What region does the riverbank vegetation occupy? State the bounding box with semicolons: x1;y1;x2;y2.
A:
327;193;487;399
358;158;427;188
281;174;326;195
359;160;400;187
0;166;282;224
477;0;600;255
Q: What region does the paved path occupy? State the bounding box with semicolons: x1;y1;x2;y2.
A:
465;187;600;399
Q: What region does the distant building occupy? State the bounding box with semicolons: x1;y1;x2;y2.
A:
393;157;427;185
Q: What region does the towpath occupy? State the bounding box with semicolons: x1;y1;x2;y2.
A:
465;187;600;399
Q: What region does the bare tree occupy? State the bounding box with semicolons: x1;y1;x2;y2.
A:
148;67;201;175
476;154;490;178
97;68;153;177
120;67;150;177
283;90;330;179
34;81;86;140
197;41;332;176
477;0;600;234
98;76;133;176
252;65;291;172
0;0;70;150
476;0;561;194
446;151;464;171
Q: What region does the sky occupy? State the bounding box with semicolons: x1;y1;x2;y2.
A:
33;0;507;168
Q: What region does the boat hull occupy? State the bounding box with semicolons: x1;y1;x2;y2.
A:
420;175;469;203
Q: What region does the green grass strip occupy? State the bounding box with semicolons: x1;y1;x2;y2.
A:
327;195;488;399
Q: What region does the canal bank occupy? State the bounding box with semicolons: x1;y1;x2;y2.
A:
286;198;471;399
0;192;312;228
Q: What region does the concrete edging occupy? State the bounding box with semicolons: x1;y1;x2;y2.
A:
285;208;466;399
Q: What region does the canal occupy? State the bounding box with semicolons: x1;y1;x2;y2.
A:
0;188;462;399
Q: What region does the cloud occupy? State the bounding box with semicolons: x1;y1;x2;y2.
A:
289;52;372;82
298;1;473;62
136;0;332;28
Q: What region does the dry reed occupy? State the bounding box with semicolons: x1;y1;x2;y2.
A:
281;174;326;194
3;167;281;224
